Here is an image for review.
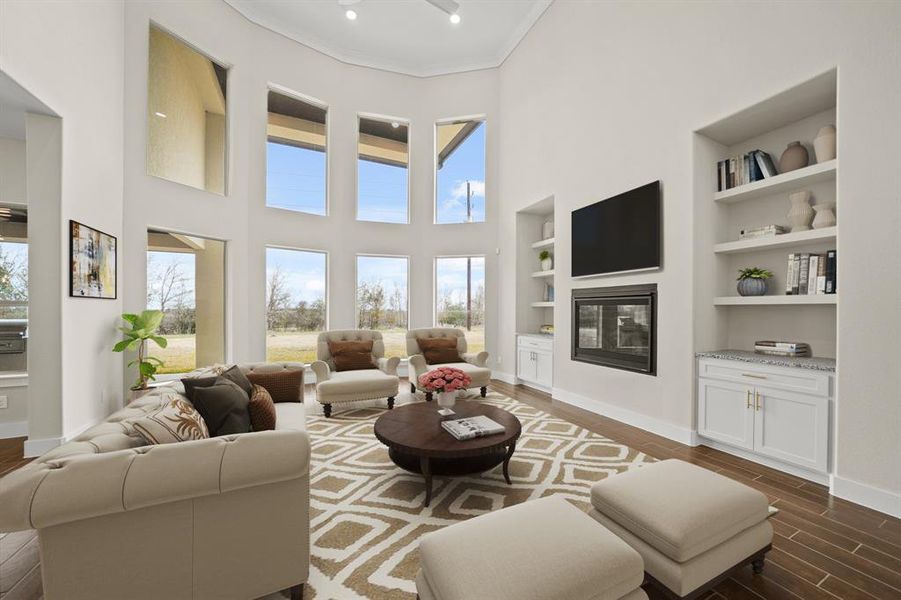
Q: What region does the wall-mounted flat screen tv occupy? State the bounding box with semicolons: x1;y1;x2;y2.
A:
571;181;661;278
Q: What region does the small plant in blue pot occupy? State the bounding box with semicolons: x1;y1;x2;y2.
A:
736;267;773;296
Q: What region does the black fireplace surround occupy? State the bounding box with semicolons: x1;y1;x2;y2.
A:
571;284;657;375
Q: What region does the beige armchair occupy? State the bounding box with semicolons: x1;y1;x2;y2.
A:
407;328;491;400
311;329;401;417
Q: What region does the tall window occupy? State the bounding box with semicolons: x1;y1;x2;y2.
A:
147;25;227;194
266;91;327;215
146;231;225;374
435;256;485;353
265;247;327;363
356;255;408;357
435;119;486;223
357;116;409;223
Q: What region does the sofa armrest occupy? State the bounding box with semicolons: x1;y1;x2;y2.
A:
311;360;331;383
0;430;310;532
408;354;429;387
462;351;490;368
377;356;400;376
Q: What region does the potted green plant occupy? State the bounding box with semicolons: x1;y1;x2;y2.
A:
113;310;167;390
539;250;553;271
736;267;773;296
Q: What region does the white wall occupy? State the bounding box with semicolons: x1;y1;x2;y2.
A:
0;137;25;205
496;1;901;508
0;0;125;444
123;1;498;385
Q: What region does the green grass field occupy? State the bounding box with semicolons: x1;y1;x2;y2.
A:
154;328;485;374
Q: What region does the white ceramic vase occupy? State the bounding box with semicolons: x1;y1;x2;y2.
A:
542;221;554;239
540;257;553;271
437;390;457;409
787;191;814;232
812;204;837;229
814;125;836;162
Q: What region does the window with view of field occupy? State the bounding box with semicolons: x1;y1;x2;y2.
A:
435;256;485;353
146;231;225;374
0;241;27;320
358;116;408;223
356;255;408;358
436;119;486;224
266;247;327;364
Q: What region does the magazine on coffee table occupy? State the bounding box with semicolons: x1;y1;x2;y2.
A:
441;416;506;441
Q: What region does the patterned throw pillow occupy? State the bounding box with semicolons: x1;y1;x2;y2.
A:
247;369;304;403
417;337;462;365
248;384;277;431
328;340;377;372
132;396;209;445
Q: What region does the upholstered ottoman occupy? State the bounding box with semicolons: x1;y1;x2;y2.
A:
588;459;773;600
416;495;647;600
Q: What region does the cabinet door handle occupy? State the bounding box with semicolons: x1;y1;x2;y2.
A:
755;391;762;411
742;373;767;379
746;390;752;409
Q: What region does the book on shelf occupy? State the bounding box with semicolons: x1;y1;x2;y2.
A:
755;348;812;357
756;340;810;351
739;225;786;240
825;250;837;294
797;252;810;295
717;150;777;191
441;416;506;441
785;250;836;295
807;255;819;295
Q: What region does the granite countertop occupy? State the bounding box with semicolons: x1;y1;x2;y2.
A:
696;350;836;372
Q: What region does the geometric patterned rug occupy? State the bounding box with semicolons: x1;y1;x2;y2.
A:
298;391;655;599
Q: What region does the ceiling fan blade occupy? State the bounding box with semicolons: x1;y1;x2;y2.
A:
423;0;460;15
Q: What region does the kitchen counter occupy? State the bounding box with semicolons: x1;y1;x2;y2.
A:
696;350;835;372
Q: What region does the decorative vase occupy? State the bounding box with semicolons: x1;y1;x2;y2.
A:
813;125;836;162
812;204;837;229
542;220;554;239
787;190;814;232
737;278;768;296
437;390;457;409
540;257;553;271
779;141;809;173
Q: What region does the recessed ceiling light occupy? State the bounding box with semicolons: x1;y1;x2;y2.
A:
154;112;167;118
391;121;400;129
449;13;461;24
345;9;357;20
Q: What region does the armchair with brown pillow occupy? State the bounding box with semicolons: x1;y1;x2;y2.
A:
310;330;400;417
407;328;491;400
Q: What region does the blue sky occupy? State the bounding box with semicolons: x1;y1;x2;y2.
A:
146;251;196;309
436;256;485;304
436;121;485;223
357;255;408;302
266;142;327;215
358;160;408;223
266;247;326;305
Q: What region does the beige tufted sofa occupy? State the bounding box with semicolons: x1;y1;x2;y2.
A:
311;329;400;417
0;362;310;600
407;328;491;400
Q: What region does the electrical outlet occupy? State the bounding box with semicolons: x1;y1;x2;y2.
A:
0;395;7;409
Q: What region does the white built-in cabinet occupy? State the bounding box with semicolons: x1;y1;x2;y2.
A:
517;334;553;390
697;357;832;478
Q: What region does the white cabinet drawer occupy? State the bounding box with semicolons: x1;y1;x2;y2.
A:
698;359;830;397
517;336;553;352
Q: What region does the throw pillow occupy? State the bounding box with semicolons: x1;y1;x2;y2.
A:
181;365;253;400
132;395;209;445
247;369;304;403
181;376;218;401
417;337;462;365
328;339;377;372
191;378;252;436
248;384;277;431
221;365;254;397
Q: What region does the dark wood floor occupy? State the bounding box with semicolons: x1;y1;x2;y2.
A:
2;380;900;600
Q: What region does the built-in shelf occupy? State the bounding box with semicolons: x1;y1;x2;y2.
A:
713;227;836;255
531;237;555;249
531;269;555;278
714;295;837;306
531;301;554;308
714;160;836;204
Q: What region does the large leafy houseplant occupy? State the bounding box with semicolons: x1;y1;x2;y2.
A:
113;310;167;390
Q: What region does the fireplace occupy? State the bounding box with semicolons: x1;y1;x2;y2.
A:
571;284;657;375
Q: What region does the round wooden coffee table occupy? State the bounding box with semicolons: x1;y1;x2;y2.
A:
373;400;522;507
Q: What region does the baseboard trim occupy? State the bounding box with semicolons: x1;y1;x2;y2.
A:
830;474;901;518
0;420;27;439
700;438;829;485
491;371;518;385
551;386;697;447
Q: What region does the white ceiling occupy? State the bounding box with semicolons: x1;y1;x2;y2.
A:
0;71;56;140
224;0;553;77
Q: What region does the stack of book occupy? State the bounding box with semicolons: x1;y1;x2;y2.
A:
785;250;837;295
441;416;505;441
755;341;811;357
717;150;778;191
739;225;786;240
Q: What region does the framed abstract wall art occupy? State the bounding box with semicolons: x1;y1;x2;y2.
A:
70;220;117;299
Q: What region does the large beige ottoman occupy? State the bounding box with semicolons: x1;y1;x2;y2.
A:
589;460;773;600
416;495;648;600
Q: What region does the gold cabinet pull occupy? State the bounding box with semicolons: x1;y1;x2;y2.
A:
746;390;752;409
755;391;762;411
742;373;767;379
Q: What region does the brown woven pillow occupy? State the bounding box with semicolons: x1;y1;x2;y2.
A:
418;337;462;365
247;369;304;403
248;384;277;431
328;340;377;372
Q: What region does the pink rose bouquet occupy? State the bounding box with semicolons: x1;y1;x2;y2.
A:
418;367;472;393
